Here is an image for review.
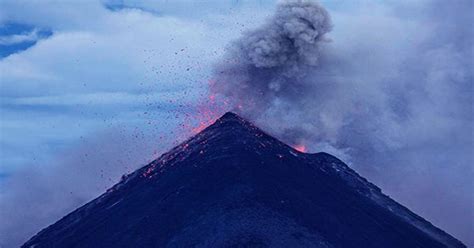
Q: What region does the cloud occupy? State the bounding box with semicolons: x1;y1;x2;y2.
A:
211;0;473;245
0;0;107;30
0;29;40;45
0;23;53;57
1;92;193;107
0;1;273;247
0;127;178;247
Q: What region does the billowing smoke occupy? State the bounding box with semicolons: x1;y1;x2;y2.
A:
212;0;473;245
212;0;332;119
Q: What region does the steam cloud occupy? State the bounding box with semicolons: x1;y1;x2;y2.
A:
212;0;473;245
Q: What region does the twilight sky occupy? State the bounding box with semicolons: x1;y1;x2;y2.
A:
0;0;472;247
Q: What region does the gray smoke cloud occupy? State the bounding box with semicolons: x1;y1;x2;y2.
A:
212;0;332;118
212;0;473;245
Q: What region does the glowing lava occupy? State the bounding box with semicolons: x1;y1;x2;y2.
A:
192;120;213;134
294;144;307;153
189;92;227;134
180;78;249;138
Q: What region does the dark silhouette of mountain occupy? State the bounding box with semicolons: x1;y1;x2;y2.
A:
23;112;465;248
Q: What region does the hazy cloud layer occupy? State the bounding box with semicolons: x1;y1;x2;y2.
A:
0;1;273;247
212;0;473;245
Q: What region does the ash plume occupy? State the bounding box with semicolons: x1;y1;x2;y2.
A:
212;0;332;117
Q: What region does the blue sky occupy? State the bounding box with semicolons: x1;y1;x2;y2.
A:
0;0;472;247
0;23;52;58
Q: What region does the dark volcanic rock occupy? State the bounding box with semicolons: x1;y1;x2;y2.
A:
23;112;465;248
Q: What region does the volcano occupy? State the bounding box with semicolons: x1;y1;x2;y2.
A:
23;112;465;248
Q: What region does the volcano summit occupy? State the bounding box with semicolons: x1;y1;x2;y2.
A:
23;112;465;248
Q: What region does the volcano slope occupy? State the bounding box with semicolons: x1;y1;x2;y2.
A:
23;112;465;248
